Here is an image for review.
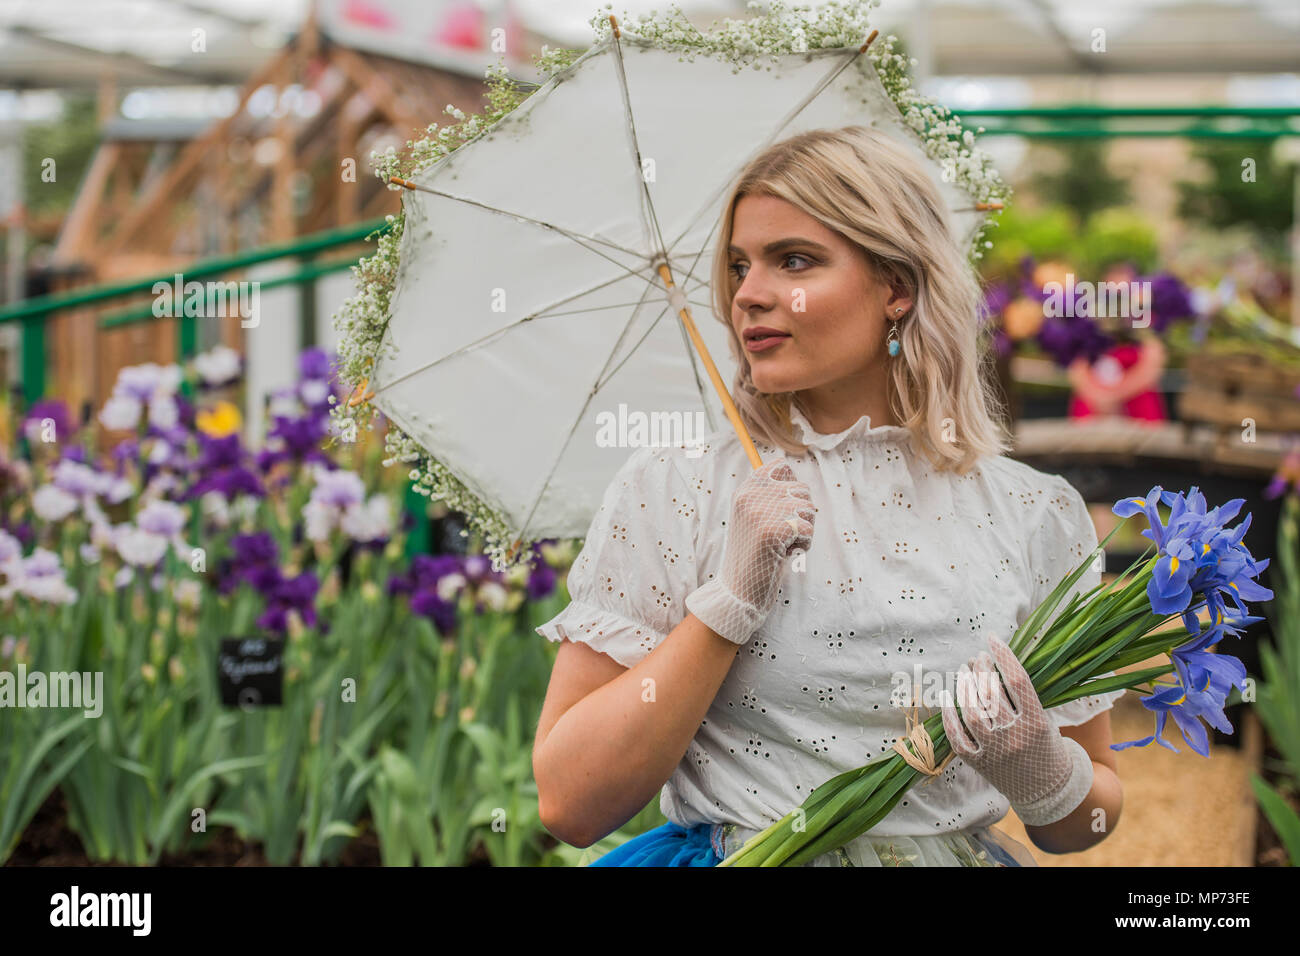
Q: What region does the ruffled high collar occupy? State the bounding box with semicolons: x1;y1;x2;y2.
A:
788;404;913;451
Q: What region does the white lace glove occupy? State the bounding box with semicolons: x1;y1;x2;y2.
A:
685;458;815;646
940;633;1095;827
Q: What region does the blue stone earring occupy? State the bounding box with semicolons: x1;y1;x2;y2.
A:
887;308;904;357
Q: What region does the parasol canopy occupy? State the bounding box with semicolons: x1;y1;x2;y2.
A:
335;2;1007;569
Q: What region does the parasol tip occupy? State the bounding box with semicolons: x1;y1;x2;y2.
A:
859;29;879;53
609;15;620;38
388;176;417;190
347;378;376;407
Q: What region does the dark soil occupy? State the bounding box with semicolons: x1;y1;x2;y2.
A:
5;788;497;867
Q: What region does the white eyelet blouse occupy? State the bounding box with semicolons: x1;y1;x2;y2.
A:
535;405;1126;866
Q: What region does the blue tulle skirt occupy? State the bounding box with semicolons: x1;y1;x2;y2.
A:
586;820;1032;867
587;821;720;867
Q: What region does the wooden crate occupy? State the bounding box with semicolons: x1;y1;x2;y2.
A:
1180;352;1300;433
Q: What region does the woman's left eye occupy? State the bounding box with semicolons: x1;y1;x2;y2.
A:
784;254;812;270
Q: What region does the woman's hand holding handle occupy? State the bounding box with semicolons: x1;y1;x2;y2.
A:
685;458;815;646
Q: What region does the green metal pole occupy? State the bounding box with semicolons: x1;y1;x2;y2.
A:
404;484;431;559
177;312;197;399
973;127;1300;138
299;252;317;351
20;311;44;407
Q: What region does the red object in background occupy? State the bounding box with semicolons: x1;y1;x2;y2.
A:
1068;342;1168;422
434;1;486;50
503;0;525;56
342;0;396;29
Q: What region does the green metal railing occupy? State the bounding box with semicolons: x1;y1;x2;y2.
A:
0;216;395;405
959;105;1300;139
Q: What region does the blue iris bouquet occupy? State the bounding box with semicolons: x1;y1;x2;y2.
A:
1107;486;1269;756
719;486;1272;866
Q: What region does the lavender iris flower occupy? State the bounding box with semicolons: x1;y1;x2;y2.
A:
22;399;75;445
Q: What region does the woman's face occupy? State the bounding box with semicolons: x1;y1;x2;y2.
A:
727;193;908;399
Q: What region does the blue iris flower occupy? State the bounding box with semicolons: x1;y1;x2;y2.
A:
1112;681;1211;756
1110;485;1272;758
1149;536;1196;614
1175;648;1245;720
1175;595;1262;655
1112;650;1246;757
1113;486;1169;548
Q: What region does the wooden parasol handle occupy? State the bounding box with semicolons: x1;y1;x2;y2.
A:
656;262;764;470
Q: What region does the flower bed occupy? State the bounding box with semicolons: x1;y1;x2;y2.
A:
0;346;581;866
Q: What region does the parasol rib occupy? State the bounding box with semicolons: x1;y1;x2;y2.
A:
389;177;646;265
608;18;672;269
512;265;675;546
668;46;876;266
369;265;707;397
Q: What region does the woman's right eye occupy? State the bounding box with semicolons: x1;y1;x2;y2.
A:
729;263;748;280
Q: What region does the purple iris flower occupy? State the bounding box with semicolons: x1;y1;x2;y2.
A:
528;560;557;601
23;548;62;577
233;531;277;567
186;433;265;501
257;571;321;635
171;392;197;431
51;459;104;498
243;563;283;595
388;553;466;635
1035;313;1114;368
461;553;507;588
257;414;333;473
23;399;75;445
295;348;341;415
409;588;458;636
410;553;464;590
219;531;281;595
1144;273;1194;334
112;439;141;469
137;500;187;538
310;467;364;508
980;282;1011;324
299;348;332;381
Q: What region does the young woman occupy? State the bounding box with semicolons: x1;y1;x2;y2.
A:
532;126;1125;867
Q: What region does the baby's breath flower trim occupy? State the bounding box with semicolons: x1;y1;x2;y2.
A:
584;0;1010;258
331;0;1010;573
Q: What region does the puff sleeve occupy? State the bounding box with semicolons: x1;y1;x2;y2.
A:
1024;475;1129;729
534;445;701;669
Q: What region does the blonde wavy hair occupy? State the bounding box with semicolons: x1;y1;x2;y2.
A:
711;125;1011;473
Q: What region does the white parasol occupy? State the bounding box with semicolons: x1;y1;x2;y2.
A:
333;1;1007;570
